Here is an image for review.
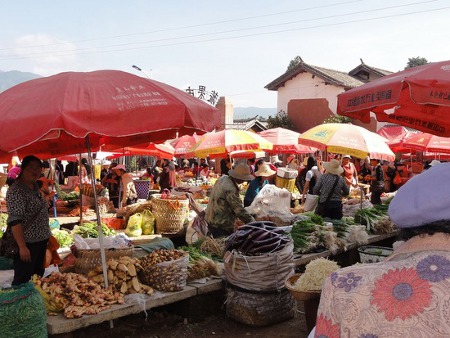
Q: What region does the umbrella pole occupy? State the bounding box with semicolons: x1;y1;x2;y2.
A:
85;136;110;289
79;154;83;226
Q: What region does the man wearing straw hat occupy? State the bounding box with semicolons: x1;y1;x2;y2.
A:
205;163;255;237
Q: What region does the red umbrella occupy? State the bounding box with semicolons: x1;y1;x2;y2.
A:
170;133;200;157
402;133;450;154
376;125;422;153
258;127;316;154
109;142;175;160
0;70;220;160
337;61;450;136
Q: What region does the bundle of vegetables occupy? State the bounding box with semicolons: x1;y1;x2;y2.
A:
290;217;324;253
32;272;124;318
192;236;225;259
354;206;390;233
55;183;79;202
179;245;221;281
73;221;116;238
88;256;153;295
293;258;340;292
51;228;74;248
224;221;290;255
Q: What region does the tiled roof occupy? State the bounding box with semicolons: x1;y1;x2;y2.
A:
348;62;393;78
265;62;364;91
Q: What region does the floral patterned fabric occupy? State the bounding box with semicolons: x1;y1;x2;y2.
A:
315;233;450;338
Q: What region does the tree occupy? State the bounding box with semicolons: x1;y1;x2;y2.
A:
287;56;303;72
405;57;428;69
267;110;297;130
322;114;352;124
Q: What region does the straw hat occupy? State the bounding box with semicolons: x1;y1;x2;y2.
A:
254;164;276;177
113;164;126;171
323;159;344;175
430;160;441;167
228;163;254;181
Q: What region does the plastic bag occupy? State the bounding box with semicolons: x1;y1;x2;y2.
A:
141;209;155;235
125;213;143;237
245;184;292;220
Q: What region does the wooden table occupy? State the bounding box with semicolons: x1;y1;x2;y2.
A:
293;231;399;267
46;278;223;335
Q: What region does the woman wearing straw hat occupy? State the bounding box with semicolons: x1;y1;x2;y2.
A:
313;159;349;219
244;163;276;207
205;163;255;237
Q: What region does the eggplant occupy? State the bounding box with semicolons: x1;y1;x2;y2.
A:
252;239;282;254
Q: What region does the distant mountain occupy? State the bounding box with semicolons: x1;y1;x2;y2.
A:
0;70;42;92
233;106;277;120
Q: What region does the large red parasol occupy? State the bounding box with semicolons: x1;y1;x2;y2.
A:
108;142;175;160
258;127;316;154
402;133;450;154
170;133;201;157
337;61;450;136
0;70;220;160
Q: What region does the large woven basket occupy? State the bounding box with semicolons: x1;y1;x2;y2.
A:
285;274;321;301
226;286;295;326
74;247;134;275
151;194;189;234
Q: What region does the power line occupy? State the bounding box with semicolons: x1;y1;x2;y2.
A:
0;0;363;51
0;4;447;61
2;0;436;58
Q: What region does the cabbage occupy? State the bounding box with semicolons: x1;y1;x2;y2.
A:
141;209;155;235
125;213;143;237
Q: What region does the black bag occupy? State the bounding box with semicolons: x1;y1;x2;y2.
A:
315;202;326;216
315;176;340;217
0;208;43;258
0;226;19;258
372;181;385;193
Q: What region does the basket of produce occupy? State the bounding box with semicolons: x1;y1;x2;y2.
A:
358;245;393;263
224;222;294;292
150;194;189;234
74;247;134;275
285;274;321;301
87;256;154;296
285;258;340;301
139;249;189;292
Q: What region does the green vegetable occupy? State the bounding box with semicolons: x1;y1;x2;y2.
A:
73;221;115;238
51;228;74;248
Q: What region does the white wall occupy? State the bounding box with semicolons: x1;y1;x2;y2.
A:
276;72;345;113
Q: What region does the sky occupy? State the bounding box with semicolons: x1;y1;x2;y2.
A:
1;0;449;108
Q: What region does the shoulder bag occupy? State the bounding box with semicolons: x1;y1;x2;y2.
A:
315;176;339;216
0;209;43;258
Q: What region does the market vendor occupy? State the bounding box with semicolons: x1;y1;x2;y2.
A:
341;155;358;188
113;164;138;207
205;163;255;237
6;155;51;285
244;163;275;207
313;162;450;337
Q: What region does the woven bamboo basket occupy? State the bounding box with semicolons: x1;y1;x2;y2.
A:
151;194;189;234
74;247;134;275
225;285;295;326
285;274;321;301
